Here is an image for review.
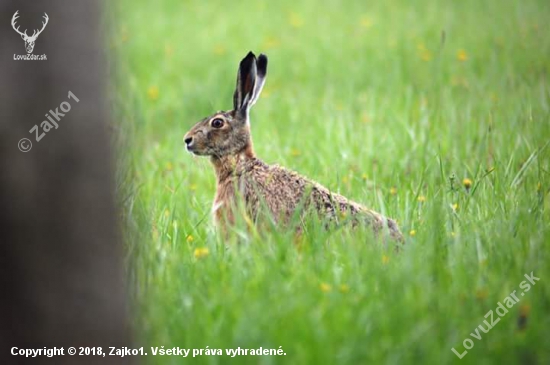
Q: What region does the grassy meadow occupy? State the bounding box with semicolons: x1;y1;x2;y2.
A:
113;0;550;363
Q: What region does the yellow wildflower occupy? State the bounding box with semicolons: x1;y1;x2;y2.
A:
457;49;468;62
518;303;530;331
475;288;488;300
288;12;304;28
165;43;173;57
420;50;432;62
320;283;332;293
213;44;226;56
147;86;159;101
390;187;397;195
194;247;209;259
360;15;374;29
452;203;458;211
186;235;194;243
409;229;416;237
263;36;281;50
463;178;472;190
417;195;426;202
519;303;531;316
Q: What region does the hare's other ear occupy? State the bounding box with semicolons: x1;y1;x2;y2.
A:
248;54;268;108
233;52;257;118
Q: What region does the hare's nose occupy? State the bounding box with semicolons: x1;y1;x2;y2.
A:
184;136;193;145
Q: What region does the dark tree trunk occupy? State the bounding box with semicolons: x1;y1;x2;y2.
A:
0;0;132;364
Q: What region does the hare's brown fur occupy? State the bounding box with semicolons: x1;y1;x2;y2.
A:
184;52;403;241
211;153;402;241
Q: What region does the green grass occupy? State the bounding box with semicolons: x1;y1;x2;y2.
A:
113;0;550;363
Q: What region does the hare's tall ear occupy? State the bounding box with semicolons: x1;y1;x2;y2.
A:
233;52;257;119
248;54;268;108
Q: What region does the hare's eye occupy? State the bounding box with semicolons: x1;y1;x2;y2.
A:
211;118;224;128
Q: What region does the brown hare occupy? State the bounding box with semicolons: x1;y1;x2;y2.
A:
184;52;403;242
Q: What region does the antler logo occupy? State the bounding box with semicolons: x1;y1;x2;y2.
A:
11;10;49;54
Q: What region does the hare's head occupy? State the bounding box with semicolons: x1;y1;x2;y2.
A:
184;52;267;157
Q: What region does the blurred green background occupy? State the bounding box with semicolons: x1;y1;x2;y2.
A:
113;0;550;363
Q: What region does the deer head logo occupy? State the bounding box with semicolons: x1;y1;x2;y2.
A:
11;11;49;54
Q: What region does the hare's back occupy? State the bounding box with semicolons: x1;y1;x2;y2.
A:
240;161;312;219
